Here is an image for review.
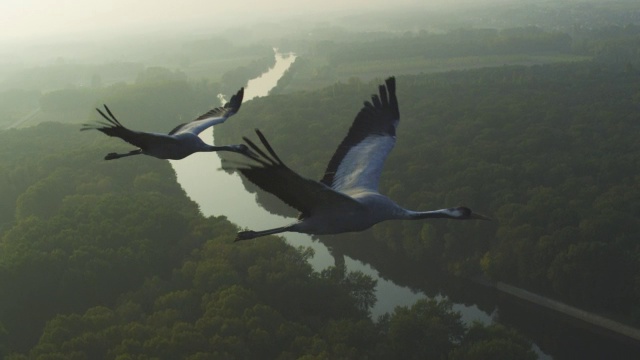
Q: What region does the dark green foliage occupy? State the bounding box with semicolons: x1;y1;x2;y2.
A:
377;299;466;360
16;238;380;359
449;322;537;360
0;123;203;352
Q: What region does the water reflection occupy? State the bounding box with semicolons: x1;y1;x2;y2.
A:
244;51;296;100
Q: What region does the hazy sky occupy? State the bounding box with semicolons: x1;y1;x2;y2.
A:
0;0;441;43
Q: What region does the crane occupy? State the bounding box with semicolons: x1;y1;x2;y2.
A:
82;88;250;160
234;77;489;241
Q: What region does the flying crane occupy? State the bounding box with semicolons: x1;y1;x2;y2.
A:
234;77;489;241
82;88;250;160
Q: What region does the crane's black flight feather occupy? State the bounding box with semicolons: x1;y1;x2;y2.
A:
320;76;399;187
167;87;244;135
238;129;360;216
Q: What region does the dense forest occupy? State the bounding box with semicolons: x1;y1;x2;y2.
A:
0;77;537;358
270;23;640;94
217;61;640;325
1;1;638;357
0;44;274;129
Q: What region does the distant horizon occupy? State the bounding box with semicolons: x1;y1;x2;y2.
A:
0;0;634;68
0;0;538;44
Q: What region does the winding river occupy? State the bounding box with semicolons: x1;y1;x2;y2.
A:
169;51;491;322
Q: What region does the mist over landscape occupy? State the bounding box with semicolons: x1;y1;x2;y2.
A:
0;0;639;359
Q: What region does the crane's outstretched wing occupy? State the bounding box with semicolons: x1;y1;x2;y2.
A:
168;87;244;136
237;129;362;218
320;76;399;193
81;105;176;150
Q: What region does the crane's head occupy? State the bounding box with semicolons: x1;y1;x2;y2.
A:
452;206;492;220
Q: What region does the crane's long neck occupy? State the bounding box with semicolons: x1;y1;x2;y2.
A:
404;208;462;220
206;144;249;155
235;224;296;241
206;145;236;152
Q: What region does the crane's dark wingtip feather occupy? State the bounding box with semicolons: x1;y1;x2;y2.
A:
238;130;289;169
95;105;123;127
255;129;284;165
102;104;115;114
225;87;245;113
320;75;399;187
385;76;398;117
385;76;396;91
96;108;108;120
242;136;273;167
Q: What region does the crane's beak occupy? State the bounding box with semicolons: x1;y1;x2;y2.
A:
471;212;492;221
235;144;259;160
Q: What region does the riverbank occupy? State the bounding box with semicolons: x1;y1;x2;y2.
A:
472;275;640;347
